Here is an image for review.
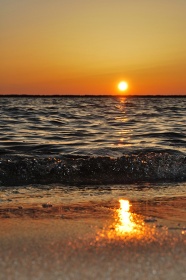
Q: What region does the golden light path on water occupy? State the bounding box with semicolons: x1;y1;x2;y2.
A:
115;199;135;234
97;199;156;241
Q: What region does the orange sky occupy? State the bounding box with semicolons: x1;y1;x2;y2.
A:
1;0;186;95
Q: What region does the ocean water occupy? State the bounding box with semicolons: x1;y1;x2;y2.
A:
0;96;185;187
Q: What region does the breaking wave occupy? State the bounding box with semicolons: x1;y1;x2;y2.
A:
0;150;185;187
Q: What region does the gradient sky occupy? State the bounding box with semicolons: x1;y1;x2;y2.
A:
1;0;186;95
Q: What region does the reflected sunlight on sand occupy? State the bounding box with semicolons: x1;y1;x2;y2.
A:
97;199;156;241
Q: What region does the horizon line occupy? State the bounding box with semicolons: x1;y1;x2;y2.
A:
0;94;185;98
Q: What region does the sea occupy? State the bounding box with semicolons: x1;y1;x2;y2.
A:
0;96;186;215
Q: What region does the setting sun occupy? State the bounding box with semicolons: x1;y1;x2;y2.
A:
118;81;128;92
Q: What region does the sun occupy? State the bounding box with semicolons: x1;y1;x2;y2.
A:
118;81;128;92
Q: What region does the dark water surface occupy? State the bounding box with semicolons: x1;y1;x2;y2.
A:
0;96;185;186
0;96;185;156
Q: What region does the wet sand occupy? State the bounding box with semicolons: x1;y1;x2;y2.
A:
0;186;186;280
0;217;185;280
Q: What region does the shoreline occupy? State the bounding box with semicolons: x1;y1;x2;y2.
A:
0;190;185;280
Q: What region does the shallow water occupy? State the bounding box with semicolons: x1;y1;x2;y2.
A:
0;182;186;226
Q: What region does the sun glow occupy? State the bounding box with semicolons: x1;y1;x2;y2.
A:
118;81;128;92
115;199;134;234
97;199;156;241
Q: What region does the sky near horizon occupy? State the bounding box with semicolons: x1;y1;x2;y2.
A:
1;0;186;95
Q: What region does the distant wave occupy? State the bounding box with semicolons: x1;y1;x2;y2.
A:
0;96;185;157
0;151;185;187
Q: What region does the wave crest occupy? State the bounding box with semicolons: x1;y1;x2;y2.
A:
0;151;185;186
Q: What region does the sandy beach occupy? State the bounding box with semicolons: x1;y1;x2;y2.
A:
0;186;185;280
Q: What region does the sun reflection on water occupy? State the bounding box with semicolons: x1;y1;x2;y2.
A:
97;199;155;241
115;199;135;234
